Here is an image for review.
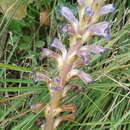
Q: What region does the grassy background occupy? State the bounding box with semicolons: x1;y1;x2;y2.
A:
0;0;130;129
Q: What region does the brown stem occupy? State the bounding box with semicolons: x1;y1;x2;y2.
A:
44;115;55;130
44;40;82;130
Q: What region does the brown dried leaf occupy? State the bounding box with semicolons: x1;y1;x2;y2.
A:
59;114;75;122
60;104;76;113
40;10;50;25
0;0;33;19
31;102;47;113
54;114;75;129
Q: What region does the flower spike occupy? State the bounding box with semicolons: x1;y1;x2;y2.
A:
36;1;115;129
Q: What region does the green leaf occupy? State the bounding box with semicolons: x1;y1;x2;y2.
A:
0;63;33;72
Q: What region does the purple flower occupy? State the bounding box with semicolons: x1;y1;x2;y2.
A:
60;6;78;24
78;71;93;84
88;21;110;40
89;45;106;55
41;48;63;67
75;45;106;66
60;6;79;32
80;45;106;55
35;72;51;83
41;48;60;59
67;69;93;84
51;38;67;54
99;4;115;15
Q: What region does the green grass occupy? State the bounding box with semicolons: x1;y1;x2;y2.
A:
0;0;130;129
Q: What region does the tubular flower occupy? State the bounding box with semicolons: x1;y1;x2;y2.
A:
98;4;115;15
41;48;60;60
87;21;110;40
51;38;67;59
60;6;78;24
60;6;79;32
79;45;106;55
67;69;93;84
41;38;68;69
74;45;106;66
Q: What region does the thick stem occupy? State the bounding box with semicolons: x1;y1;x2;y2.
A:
44;40;82;130
44;90;63;130
44;115;55;130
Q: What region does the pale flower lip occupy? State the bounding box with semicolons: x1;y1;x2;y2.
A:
78;71;93;84
98;4;116;15
76;45;106;66
41;48;64;67
60;6;79;32
80;45;106;55
60;6;78;24
67;69;93;84
51;38;67;55
41;48;60;59
87;21;110;40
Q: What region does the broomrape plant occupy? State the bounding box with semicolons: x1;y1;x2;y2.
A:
31;0;115;129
